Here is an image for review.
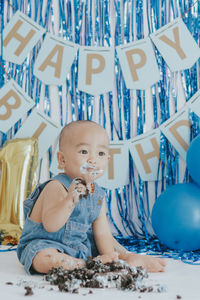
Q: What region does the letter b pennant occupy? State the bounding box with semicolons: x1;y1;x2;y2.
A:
0;80;35;133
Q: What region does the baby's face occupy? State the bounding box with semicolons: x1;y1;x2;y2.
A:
58;124;110;183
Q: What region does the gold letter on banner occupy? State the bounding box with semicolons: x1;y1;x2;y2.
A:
0;138;38;242
86;54;105;85
125;48;146;81
108;148;121;179
0;90;21;120
169;120;190;151
3;20;36;56
38;45;64;78
159;26;186;60
135;138;160;174
32;122;47;139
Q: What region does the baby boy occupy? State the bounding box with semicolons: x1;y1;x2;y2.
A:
17;120;166;274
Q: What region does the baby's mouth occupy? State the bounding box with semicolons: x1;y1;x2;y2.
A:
80;162;103;176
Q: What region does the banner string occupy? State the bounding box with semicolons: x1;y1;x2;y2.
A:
0;61;11;80
181;0;199;18
0;0;199;80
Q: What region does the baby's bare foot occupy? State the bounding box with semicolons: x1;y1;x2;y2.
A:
122;253;167;273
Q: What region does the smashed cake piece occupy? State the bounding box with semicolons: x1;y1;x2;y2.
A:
45;257;166;294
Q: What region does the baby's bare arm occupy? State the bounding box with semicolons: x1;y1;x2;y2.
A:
93;200;117;256
41;179;86;232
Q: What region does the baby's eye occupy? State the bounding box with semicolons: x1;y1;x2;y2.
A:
80;150;88;154
99;151;105;156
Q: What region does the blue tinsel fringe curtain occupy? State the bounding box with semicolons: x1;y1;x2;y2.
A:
0;0;200;262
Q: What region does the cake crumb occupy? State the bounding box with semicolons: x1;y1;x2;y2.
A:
24;286;34;296
6;282;13;285
176;295;182;299
45;258;165;294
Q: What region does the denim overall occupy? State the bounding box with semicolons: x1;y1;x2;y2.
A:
17;174;105;274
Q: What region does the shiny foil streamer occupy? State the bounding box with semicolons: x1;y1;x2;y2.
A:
179;0;199;100
1;0;200;263
0;0;4;88
114;235;200;265
147;0;178;198
0;0;5;148
0;0;6;147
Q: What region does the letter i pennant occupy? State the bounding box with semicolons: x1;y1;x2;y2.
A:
14;109;61;159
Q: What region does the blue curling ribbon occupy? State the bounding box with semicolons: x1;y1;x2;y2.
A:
114;235;200;265
106;190;123;236
129;153;144;237
111;0;152;239
95;0;100;45
59;0;68;38
58;85;63;126
148;0;176;192
0;28;5;148
103;0;111;47
142;0;200;263
44;85;51;117
179;1;199;100
114;0;122;46
114;188;130;236
0;0;5;89
0;247;17;252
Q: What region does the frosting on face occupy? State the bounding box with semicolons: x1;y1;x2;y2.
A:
80;162;103;177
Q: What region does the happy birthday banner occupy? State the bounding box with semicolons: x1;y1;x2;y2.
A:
1;78;200;188
2;11;200;96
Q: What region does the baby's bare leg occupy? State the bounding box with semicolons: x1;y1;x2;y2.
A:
32;248;86;274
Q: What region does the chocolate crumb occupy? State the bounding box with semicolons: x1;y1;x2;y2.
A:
24;286;33;296
6;282;13;285
176;295;182;299
45;258;163;294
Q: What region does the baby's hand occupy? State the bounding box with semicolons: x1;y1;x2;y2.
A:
68;178;89;204
94;251;119;264
122;252;167;273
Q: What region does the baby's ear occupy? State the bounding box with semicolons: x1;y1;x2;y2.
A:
57;151;65;169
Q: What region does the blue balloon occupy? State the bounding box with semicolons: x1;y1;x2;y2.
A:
151;183;200;251
186;135;200;186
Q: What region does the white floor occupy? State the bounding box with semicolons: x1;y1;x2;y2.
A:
0;248;200;300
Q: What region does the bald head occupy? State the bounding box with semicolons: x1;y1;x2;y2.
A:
59;120;109;150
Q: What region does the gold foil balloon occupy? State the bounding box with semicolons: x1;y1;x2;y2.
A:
0;138;38;243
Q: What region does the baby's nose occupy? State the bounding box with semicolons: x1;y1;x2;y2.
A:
87;156;96;164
